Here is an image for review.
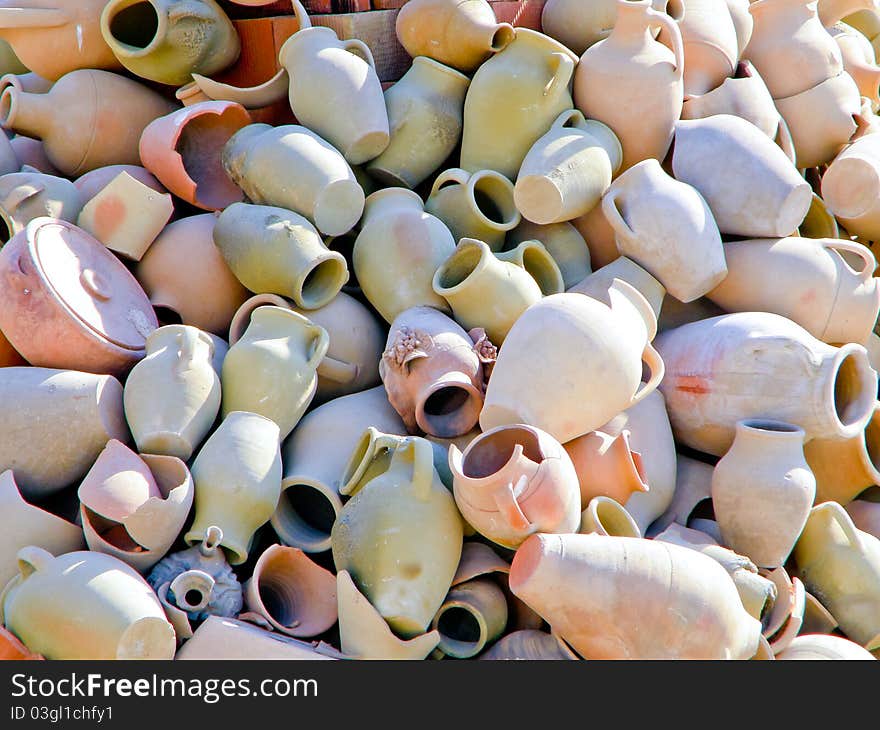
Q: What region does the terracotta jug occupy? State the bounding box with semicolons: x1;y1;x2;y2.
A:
795;501;880;647
222;123;364;237
510;533;762;659
675;0;740;96
0;0;122;80
0;69;175;176
395;0;515;73
573;0;684;172
508;220;591;290
277;1;388;165
354;187;455;323
367;57;469;189
778;633;878;659
579;496;642;537
564;429;649;509
671;115;812;237
822;131;880;240
431;577;508;658
712;420;816;569
214;203;348;310
185;411;283;565
331;436;463;637
481;283;665;443
424;167;520;251
124;324;221;461
0;218;158;376
460;28;579;179
602;158;726;303
655;312;878;455
0;169;82;242
100;0;240;86
380;307;494;439
222;306;329;441
449;424;581;548
706;237;880;346
515;110;622;225
0;547;175;659
273;387;406;554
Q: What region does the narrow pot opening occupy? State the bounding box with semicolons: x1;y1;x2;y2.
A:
183;589;205;610
284;485;337;536
663;0;685;21
833;350;876;431
463;426;542;479
418;384;481;438
437;606;483;646
109;2;160;49
490;24;516;51
520;246;561;295
473;176;518;228
435;244;483;290
300;258;347;309
0;88;15;128
593;499;639;537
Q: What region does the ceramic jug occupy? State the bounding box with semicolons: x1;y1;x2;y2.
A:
353;187;456;323
100;0;240;86
221;307;329;440
675;0;740;96
124;325;221;461
460;28;579;179
214;203;348;310
510;533;762;659
331;436;463;637
569;255;666;321
395;0;515;72
574;0;684;172
0;547;175;659
707;237;880;346
508;220;591;290
222;123;364;237
449;424;581;548
367;57;469;189
712;420;816;569
822;131;880;241
655;312;878;455
431;578;508;658
0;0;122;80
380;307;494;439
185;411;283;565
0;69;175;176
515;110;622;225
424;167;520;251
0;170;81;242
602;158;726;303
0;218;158;376
795;501;880;647
671;115;812;237
481;283;665;443
563;429;649;509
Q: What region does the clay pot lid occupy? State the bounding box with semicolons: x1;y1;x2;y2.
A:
29;218;156;350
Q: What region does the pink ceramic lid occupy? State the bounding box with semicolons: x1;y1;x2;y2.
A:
29;219;156;351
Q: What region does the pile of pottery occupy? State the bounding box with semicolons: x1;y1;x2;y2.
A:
1;0;880;662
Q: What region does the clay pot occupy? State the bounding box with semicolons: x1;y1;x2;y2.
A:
707;237;880;346
671;114;812;237
0;547;175;659
831;24;880;105
675;0;740;96
79;443;194;574
564;429;649;509
354;187;455;323
135;214;250;336
481;283;664;443
508;220;591;290
185;411;283;565
431;578;508;658
243;544;337;638
395;0;515;73
655;312;878;456
100;0;240;86
515;110;622;225
509;533;762;659
75;164;165;203
574;0;684;173
0;218;157;376
222;307;329;441
380;307;494;438
569;255;666;322
579;496;642;538
222;123;364;237
214;203;348;310
480;630;579;660
331;436;463;637
139;101;251;211
0;69;175;176
744;0;843;99
0;470;84;588
366;57;469;189
0;169;82;242
778;634;878;659
461;28;579;179
124;325;220;461
602;158;726;303
272;387;406;554
795;501;880;647
0;0;122;80
424;168;520;251
712;420;816;569
822;131;880;240
449;424;581;548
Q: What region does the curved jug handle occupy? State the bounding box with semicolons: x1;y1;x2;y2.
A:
647;7;685;79
404;437;438;501
493;474;535;533
543;52;575;98
430;168;471;198
343;39;376;69
628;343;665;409
825;501;863;547
601;188;636;249
550;108;587;131
307;324;331;370
822;239;876;282
15;546;53;580
317;355;359;385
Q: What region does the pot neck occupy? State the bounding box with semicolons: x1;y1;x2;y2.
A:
407;57;471;94
102;0;168;59
505;27;578;63
814;343;876;441
730;419;806;454
0;86;52;139
246;305;313;338
362;187;424;227
611;0;659;45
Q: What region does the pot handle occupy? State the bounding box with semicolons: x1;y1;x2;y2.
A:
822;239;876;282
493;474;535;533
343;39;376;69
628;343;665;409
430;167;471;198
402;437;437;501
647;7;685;79
317;355;359;385
16;546;52;580
543;52;575;98
601;188;636;249
550;109;587;131
306;324;331;370
823;501;863;547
